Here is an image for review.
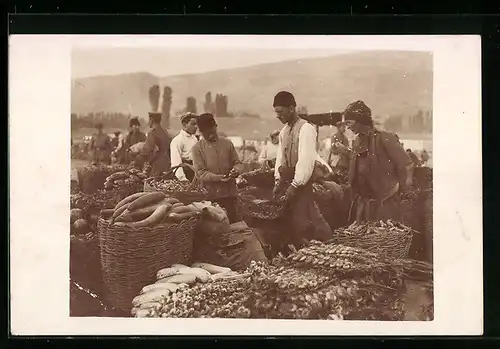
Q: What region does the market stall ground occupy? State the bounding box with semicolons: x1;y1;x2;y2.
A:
70;164;433;320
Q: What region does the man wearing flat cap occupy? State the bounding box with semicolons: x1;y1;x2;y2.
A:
89;123;111;165
191;113;245;223
170;112;199;182
133;111;172;176
343;100;413;223
272;91;332;248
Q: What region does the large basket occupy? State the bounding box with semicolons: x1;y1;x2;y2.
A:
240;168;275;188
144;164;208;204
238;186;285;221
330;221;414;260
98;216;198;312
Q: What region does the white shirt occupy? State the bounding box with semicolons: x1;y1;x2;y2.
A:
258;142;279;163
275;122;332;187
170;129;199;181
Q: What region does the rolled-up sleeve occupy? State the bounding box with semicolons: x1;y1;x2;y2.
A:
170;135;186;180
191;144;222;183
274;130;284;180
292;123;317;186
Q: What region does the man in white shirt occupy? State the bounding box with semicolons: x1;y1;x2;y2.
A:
170;112;199;182
258;130;280;168
272;91;332;248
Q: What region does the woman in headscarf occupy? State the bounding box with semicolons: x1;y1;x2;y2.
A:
344;100;414;223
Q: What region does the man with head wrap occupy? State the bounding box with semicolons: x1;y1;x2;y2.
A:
120;117;147;164
133;112;172;176
170;112;199;182
191;113;245;223
272;91;332;248
343;100;413;223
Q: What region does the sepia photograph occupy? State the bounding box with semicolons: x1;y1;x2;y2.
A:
10;34;482;336
69;43;434;320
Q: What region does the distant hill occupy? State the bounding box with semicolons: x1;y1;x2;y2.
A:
71;51;433;119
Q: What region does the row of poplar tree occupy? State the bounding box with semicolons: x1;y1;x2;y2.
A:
148;85;231;130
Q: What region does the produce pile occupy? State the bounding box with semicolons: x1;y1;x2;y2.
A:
104;168;147;191
70;188;140;233
78;164;129;194
246;240;433;320
130;241;433;320
145;177;193;192
238;186;285;221
101;191;201;228
130;262;250;318
331;220;414;260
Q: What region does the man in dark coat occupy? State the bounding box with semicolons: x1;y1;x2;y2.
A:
344;100;414;223
133;112;172;176
89;123;111;165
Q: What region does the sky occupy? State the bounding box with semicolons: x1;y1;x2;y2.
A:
71;48;352;78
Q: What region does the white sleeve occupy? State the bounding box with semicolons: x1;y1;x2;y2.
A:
292;123;317;187
170;136;187;181
274;130;284;180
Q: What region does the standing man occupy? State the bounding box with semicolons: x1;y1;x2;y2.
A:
328;120;352;174
344;100;414;223
89;123;111;165
191;113;245;223
258;130;280;169
133;112;172;176
121;117;147;164
406;149;421;167
272;91;332;248
170;112;199;182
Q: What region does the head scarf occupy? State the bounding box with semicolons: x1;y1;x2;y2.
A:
197;113;217;132
273;91;297;108
270;130;280;138
344;100;373;126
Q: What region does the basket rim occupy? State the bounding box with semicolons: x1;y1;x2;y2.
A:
98;215;199;232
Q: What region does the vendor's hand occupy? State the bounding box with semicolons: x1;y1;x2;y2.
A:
220;175;231;182
228;168;239;178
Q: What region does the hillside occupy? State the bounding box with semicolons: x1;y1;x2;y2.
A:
71;51;433;119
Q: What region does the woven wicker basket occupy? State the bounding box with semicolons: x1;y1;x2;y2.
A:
98;215;198;312
238;186;285;221
331;223;414;260
144;164;207;204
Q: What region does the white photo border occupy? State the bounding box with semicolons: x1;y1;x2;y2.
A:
9;35;483;336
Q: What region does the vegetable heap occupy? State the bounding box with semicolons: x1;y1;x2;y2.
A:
101;191;201;228
331;220;414;260
131;240;433;320
145;177;207;194
131;262;251;318
104;168;147;191
78;164;130;194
